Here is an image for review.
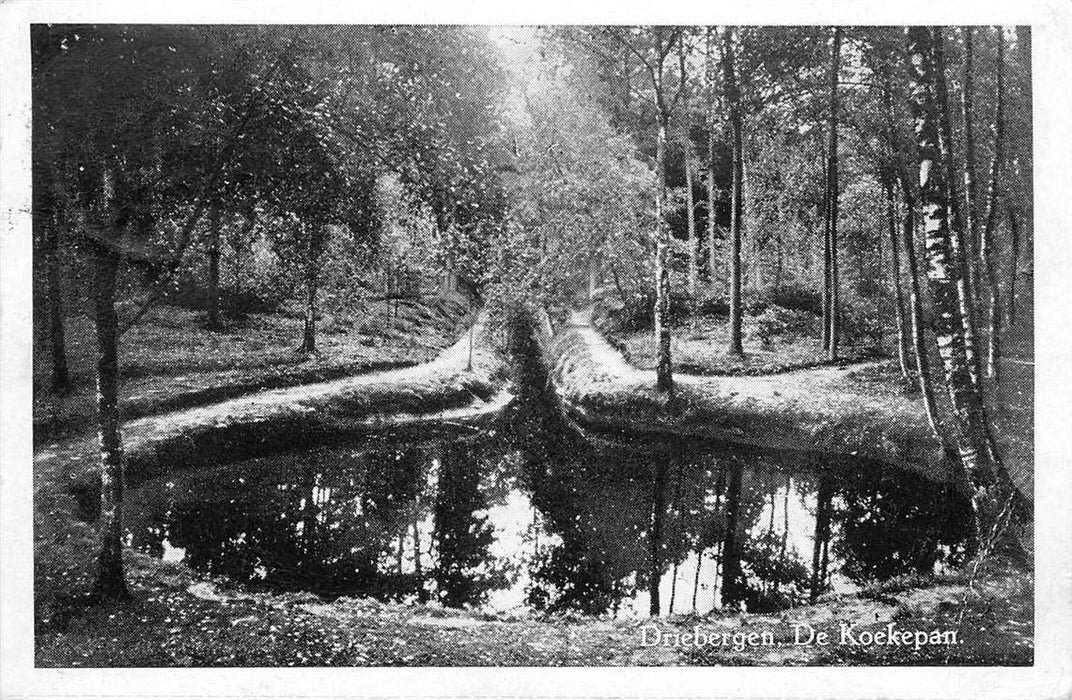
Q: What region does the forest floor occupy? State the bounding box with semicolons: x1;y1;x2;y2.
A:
32;294;474;444
605;313;880;376
35;547;1030;666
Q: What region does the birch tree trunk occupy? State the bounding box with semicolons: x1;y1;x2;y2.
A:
654;111;674;391
981;31;1006;381
884;178;912;381
907;26;1012;547
685;146;698;299
705;28;719;286
896;171;943;439
680;36;698;299
824;27;842;361
961;27;983;303
934;31;985;394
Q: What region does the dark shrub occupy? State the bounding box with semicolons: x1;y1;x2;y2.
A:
753;306;818;346
597;289;730;334
766;284;822;315
161;274;286;317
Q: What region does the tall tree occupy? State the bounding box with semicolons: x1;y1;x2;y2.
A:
205;205;223;330
680;36;699;298
883;176;912;382
906;26;1014;547
822;27;842;360
961;27;983;302
934;30;985;396
895;169;944;438
720;27;745;356
705;29;720;286
90;215;128;600
603;27;687;391
980;29;1007;381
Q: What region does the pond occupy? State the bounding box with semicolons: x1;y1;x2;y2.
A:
124;402;973;618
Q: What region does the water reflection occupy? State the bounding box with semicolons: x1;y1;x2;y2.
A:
126;426;971;618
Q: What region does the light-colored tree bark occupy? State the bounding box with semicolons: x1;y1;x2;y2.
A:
961;27;983;303
705;29;719;287
884;178;912;381
823;27;842;361
895;171;944;439
980;30;1006;381
906;26;1014;547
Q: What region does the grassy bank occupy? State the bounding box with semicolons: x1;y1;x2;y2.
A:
33;295;473;444
546;309;953;483
35;546;1030;667
597;310;881;377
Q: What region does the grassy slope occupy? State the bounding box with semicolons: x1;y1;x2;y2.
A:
608;313;879;376
33;296;472;444
35;548;1030;667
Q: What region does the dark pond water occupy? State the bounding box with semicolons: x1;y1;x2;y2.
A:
125;409;972;618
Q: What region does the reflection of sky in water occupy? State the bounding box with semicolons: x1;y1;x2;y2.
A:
124;432;968;619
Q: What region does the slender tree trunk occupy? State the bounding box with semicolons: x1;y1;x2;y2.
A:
721;28;744;356
685;145;698;299
981;32;1006;381
706;28;719;286
884;178;911;381
654;111;674;392
232;213;257;298
1006;205;1020;325
719;461;743;607
299;224;319;354
822;147;831;349
934;30;985;395
824;28;842;361
679;36;698;300
91;239;129;600
44;190;70;393
907;26;1013;546
896;174;944;438
649;458;668;616
206;205;222;330
961;27;983;304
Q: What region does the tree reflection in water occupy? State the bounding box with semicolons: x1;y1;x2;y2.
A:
127;423;972;617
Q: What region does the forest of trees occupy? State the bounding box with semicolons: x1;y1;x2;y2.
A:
32;25;1031;602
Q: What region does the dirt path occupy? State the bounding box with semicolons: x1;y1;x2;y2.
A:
549;308;952;481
